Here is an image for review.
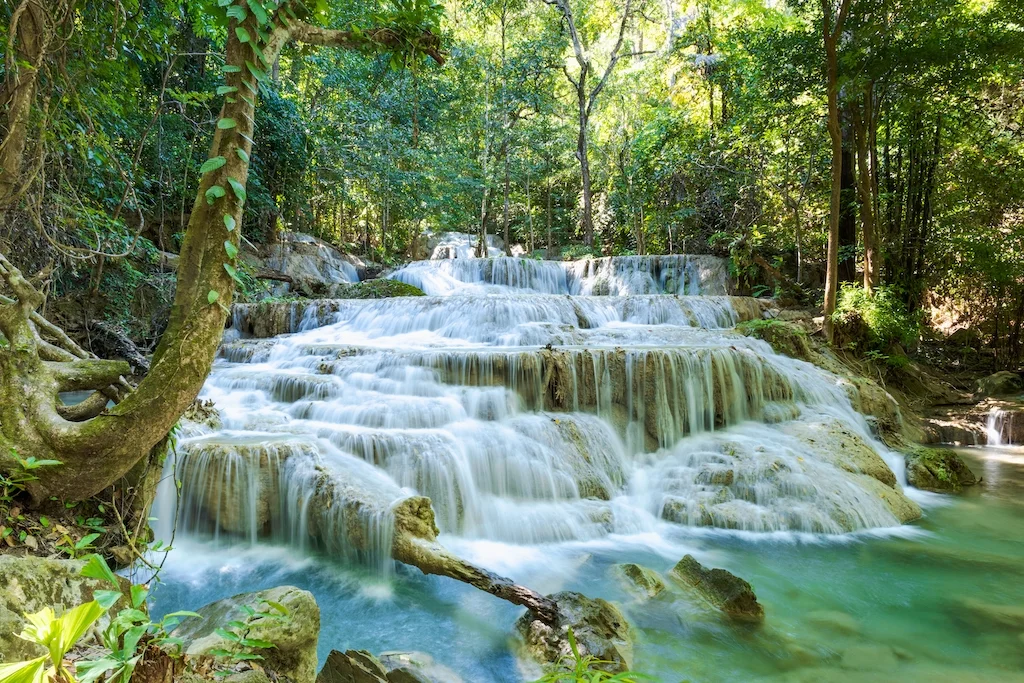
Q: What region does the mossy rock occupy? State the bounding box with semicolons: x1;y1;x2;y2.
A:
902;446;978;493
332;279;425;299
611;563;667;599
668;555;764;624
736;319;812;361
172;586;320;683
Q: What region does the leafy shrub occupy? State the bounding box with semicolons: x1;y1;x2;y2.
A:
561;245;597;261
832;284;921;357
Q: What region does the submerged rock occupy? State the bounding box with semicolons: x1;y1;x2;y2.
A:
903;446;978;493
954;598;1024;630
516;591;634;673
611;563;667;599
378;651;464;683
317;650;390;683
975;371;1023;398
806;610;861;636
668;555;764;624
173;585;320;683
0;556;131;662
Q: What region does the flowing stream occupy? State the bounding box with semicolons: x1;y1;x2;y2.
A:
148;241;1024;681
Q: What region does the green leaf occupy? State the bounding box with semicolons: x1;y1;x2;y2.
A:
224;241;239;259
80;554;120;587
224;263;244;285
216;85;239;96
223;214;236;232
130;585;149;609
227;178;247;202
214;628;241;643
226;5;247;21
217;118;238;130
208;290;220;305
231;653;265;661
235;26;251;43
0;657;49;683
240;94;256;107
247;0;269;25
93;590;123;610
236;148;250;163
76;657;119;683
205;185;227;205
162;611;203;620
200;156;227;173
75;533;101;550
265;601;289;616
245;61;268;83
223;65;242;73
49;601;106;662
239;637;275;649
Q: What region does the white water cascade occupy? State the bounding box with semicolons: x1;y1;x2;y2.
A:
986;406;1020;446
155;253;920;577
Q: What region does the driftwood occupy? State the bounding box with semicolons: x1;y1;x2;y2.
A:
251;268;293;283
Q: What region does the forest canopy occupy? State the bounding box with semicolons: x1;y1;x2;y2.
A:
0;0;1022;363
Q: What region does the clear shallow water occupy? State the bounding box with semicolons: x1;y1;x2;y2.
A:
148;445;1024;682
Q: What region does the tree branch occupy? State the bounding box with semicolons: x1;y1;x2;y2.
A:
289;21;445;65
46;359;131;392
587;0;633;115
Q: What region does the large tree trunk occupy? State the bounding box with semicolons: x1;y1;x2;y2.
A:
577;103;595;247
821;0;851;343
0;0;57;207
852;84;878;291
839;113;857;283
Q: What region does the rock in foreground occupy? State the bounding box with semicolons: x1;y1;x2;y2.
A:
516;591;634;673
173;585;320;683
668;555;765;624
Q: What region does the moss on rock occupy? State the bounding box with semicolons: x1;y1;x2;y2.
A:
331;279;425;299
902;446;978;493
668;555;764;624
736;319;813;362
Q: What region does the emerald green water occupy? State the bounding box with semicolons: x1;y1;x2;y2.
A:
150;445;1024;682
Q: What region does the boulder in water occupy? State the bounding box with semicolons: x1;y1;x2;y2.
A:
0;556;132;662
668;555;764;624
378;651;464;683
172;586;320;683
316;650;390;683
975;371;1023;398
516;591;634;673
903;446;978;493
611;563;666;599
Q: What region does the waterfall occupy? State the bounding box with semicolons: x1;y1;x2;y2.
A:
156;252;920;574
987;406;1020;446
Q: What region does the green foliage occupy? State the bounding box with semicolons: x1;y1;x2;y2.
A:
531;629;650;683
833;284;922;357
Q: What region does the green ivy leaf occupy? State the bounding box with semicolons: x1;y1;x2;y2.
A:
217;0;232;6
224;214;236;231
247;0;269;25
224;241;239;259
218;118;238;130
205;184;227;205
223;65;242;73
226;5;248;21
246;61;269;83
236;148;250;163
227;178;247;202
223;263;244;285
217;86;239;96
208;290;220;304
200;156;227;173
235;26;251;43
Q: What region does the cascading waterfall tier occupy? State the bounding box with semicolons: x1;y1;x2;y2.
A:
387;254;730;297
158;252;920;573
